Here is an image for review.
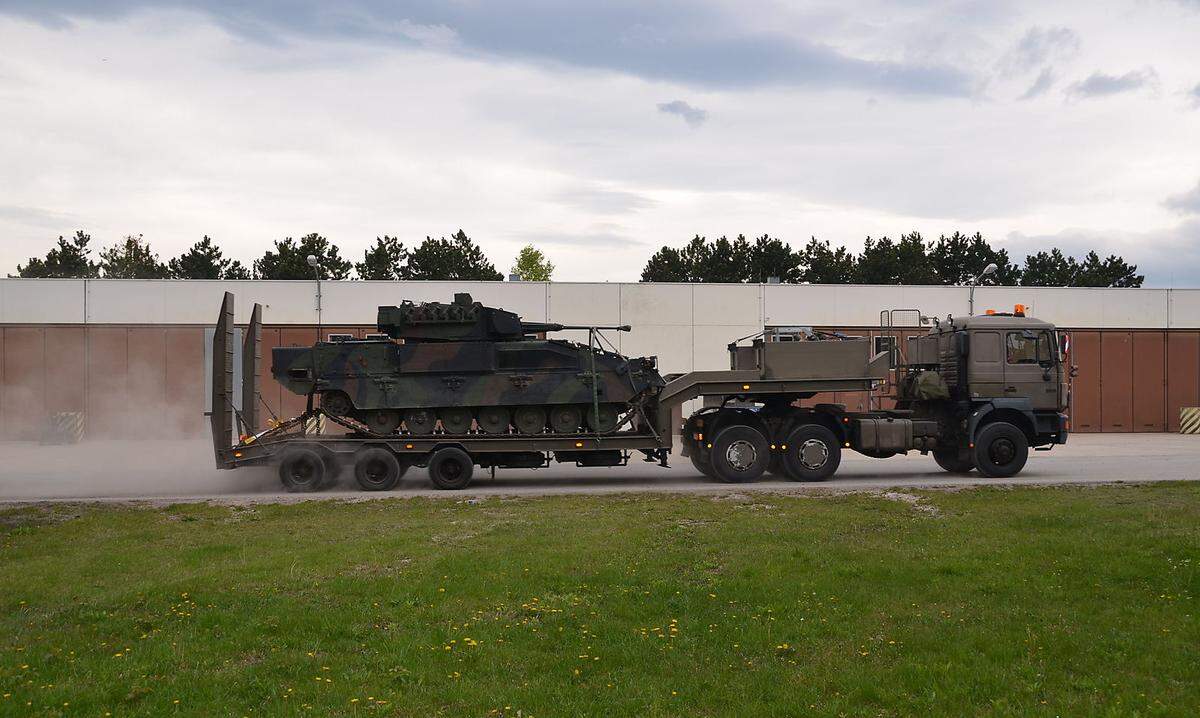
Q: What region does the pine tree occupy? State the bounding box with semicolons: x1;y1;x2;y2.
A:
355;236;408;280
254;233;352;280
13;231;99;278
99;235;170;278
168;236;242;279
404;230;503;280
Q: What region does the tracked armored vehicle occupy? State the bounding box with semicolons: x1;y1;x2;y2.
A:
272;293;665;436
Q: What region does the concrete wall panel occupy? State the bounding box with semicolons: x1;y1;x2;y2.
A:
165;327;205;437
1101;332;1134;432
693;285;760;326
622;324;694;373
1132;332;1166;432
86;327;128;438
621;284;692;326
1;280;85;324
128;328;167;438
44;327;86;415
1166;332;1199;432
692;325;759;372
2;328;45;439
547;284;621;326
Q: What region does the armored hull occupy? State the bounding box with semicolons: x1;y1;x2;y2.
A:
272;295;664;435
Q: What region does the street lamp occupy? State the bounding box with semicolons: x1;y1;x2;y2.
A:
967;262;997;316
307;254;323;341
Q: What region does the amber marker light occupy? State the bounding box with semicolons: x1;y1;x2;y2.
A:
405;443;414;449
575;441;584;448
742;384;750;390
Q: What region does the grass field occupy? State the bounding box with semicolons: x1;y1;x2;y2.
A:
1;485;1198;717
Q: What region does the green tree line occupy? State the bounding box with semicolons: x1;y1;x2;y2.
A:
640;232;1143;287
12;228;1144;287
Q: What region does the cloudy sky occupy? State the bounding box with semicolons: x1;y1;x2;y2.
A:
2;0;1199;284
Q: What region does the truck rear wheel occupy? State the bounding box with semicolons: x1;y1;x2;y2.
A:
278;447;326;492
972;422;1028;478
354;447;406;491
782;425;841;481
932;448;974;473
689;450;716;479
709;425;770;483
428;447;474;490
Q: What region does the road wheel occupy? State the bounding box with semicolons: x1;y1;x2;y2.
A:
972;422;1028;478
709;425;770;483
586;404;621;433
513;406;547;434
278;447;326;492
549;405;583;434
782;424;841;481
439;407;473;435
932;447;974;473
428;447;474;490
689;449;716;479
403;408;435;435
320;391;353;417
476;407;510;434
354;447;405;491
365;410;401;435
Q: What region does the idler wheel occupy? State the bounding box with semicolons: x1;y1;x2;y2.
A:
585;403;621;433
549;405;583;434
513;406;547;435
319;391;353;417
475;407;510;434
439;407;473;434
403;408;435;435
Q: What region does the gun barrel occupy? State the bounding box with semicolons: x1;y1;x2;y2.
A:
523;323;632;333
557;324;632;332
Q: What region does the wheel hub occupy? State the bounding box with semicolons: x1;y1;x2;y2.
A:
725;440;758;471
798;439;829;470
989;438;1015;465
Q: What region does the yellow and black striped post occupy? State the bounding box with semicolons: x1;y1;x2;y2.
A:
1181;408;1200;435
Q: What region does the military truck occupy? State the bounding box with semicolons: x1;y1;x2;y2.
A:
678;307;1069;483
209;294;1068;491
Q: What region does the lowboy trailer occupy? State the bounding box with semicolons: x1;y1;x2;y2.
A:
210;293;1067;491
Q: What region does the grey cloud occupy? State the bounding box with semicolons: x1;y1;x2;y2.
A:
1018;68;1056;100
0;204;78;227
0;1;974;95
1190;82;1200;107
520;230;646;249
555;185;656;215
657;100;707;127
999;26;1079;78
1066;67;1159;99
1004;219;1200;287
1164;180;1200;215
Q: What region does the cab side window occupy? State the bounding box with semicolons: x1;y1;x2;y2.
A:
1006;331;1048;364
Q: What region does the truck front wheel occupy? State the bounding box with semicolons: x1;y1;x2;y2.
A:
782;425;841;481
709;425;770;483
689;450;716;479
972;422;1029;478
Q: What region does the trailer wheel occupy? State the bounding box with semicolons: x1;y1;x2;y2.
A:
428;447;474;490
932;448;974;473
689;450;716;479
972;422;1028;478
354;447;406;491
278;448;326;493
709;425;770;483
782;425;841;481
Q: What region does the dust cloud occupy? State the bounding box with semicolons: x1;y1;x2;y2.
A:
0;439;278;501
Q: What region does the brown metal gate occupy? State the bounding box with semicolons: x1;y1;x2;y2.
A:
1070;331;1102;431
1132;332;1166;432
1101;332;1134;432
1167;332;1200;432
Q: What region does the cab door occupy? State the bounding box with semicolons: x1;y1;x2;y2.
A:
1004;330;1058;410
968;330;1005;398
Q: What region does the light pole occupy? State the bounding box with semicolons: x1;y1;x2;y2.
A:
307;254;323;341
967;262;998;316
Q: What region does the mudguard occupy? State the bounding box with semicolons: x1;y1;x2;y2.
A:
967;399;1037;440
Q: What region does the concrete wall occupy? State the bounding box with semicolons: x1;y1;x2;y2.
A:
2;278;1198;439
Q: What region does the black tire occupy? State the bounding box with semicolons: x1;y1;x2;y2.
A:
972;421;1029;478
689;449;716;479
354;447;406;491
782;424;841;482
428;447;474;490
278;447;326;492
709;425;771;483
932;447;975;473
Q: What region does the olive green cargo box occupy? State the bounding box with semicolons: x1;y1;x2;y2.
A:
731;338;890;381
